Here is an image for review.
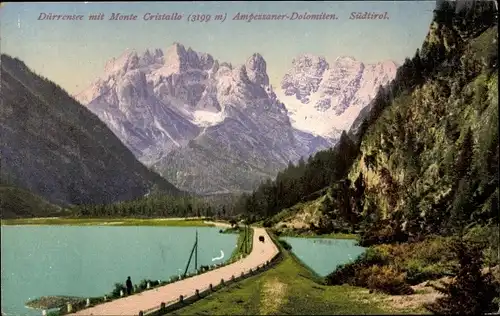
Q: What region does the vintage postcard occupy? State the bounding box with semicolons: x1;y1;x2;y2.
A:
1;1;499;315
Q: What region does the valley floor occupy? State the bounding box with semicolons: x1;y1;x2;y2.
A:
166;244;431;315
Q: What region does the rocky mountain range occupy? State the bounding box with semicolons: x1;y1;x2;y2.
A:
0;54;181;207
75;44;397;194
276;54;398;138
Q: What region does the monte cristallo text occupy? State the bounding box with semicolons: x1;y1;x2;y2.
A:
37;11;390;22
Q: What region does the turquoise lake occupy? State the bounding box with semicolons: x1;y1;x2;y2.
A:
281;237;366;276
0;225;237;316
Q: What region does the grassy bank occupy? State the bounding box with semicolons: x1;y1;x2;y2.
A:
0;217;213;227
166;233;424;315
273;229;359;240
228;227;254;261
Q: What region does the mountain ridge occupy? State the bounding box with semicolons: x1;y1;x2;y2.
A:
0;54;182;208
75;43;397;194
276;54;398;138
75;43;338;194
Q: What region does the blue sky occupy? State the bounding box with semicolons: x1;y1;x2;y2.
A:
1;1;436;95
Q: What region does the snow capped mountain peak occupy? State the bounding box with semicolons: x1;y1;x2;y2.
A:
74;42;396;194
234;64;250;83
334;55;357;62
142;48;153;59
75;44;305;166
161;42;215;74
278;53;397;138
245;53;269;86
293;53;328;66
154;48;164;58
333;56;363;69
103;49;139;75
374;60;399;72
281;54;329;103
163;42;188;72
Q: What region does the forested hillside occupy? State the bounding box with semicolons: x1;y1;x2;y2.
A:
0;54;181;211
238;1;498;246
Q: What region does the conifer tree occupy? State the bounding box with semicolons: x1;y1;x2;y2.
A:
426;239;498;315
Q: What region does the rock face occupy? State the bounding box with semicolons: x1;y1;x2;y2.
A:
277;54;398;139
0;54;180;206
76;44;335;194
343;17;499;241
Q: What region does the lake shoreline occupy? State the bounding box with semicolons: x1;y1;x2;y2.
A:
0;217;215;227
273;229;359;240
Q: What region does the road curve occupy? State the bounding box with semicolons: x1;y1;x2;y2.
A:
70;227;278;316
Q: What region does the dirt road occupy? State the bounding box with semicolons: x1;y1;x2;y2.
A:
71;227;278;316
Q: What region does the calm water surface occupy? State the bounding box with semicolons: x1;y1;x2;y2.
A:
281;237;365;276
1;225;237;316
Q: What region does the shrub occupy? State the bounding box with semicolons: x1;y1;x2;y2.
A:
110;283;126;298
229;218;238;227
200;265;210;272
326;261;365;286
263;219;273;228
169;275;180;282
364;266;414;295
327;261;414;295
404;260;449;285
325;247;387;286
138;279;160;290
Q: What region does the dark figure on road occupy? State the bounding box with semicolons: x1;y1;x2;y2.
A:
126;276;133;295
259;235;265;243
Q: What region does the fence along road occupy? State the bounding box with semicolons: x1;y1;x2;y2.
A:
70;227;279;316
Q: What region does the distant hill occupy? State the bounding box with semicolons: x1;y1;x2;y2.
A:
0;54;182;210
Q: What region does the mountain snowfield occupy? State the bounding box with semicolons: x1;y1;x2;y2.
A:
75;43;397;194
276;54;398;138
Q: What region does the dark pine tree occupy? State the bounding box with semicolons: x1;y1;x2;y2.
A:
426;239;499;315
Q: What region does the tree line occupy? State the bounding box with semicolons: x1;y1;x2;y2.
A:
71;193;231;219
